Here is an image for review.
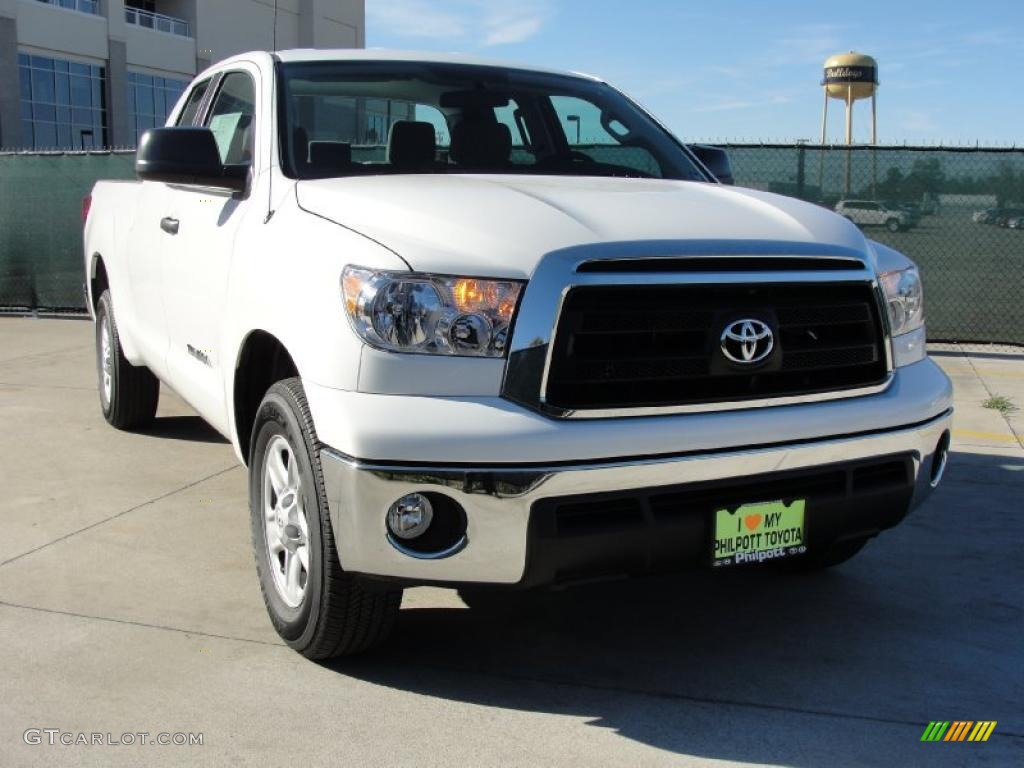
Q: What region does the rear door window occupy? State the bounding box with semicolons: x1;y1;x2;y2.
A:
204;72;256;165
176;78;211;126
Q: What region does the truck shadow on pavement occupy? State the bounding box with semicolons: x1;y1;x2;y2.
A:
330;450;1024;765
140;415;228;444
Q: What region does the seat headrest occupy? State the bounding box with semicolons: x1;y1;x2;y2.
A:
293;126;310;169
308;141;352;169
450;119;512;168
387;121;437;169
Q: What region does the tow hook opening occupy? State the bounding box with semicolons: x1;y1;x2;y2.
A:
930;431;951;488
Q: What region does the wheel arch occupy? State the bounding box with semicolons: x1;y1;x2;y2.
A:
88;253;109;316
232;329;300;465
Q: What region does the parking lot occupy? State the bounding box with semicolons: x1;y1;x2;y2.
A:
1;317;1021;767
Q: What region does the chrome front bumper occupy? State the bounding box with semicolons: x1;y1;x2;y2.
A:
320;408;953;585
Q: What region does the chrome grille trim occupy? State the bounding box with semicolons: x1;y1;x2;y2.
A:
501;241;894;419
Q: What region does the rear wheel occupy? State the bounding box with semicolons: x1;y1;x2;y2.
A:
886;218;901;232
95;289;159;429
250;378;402;659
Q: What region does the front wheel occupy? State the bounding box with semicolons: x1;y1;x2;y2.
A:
95;289;159;429
249;378;402;659
886;218;902;232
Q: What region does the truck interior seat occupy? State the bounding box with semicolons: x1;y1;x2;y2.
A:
309;141;352;171
449;117;512;169
293;125;310;171
226;114;254;165
387;121;437;170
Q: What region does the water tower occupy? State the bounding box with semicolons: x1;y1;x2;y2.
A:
820;52;879;145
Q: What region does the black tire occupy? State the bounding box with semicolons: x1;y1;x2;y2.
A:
95;289;159;429
249;378;402;659
886;218;901;232
782;538;868;572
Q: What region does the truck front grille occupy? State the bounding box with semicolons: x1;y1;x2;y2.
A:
544;282;888;411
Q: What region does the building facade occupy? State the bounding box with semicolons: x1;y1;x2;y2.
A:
0;0;365;149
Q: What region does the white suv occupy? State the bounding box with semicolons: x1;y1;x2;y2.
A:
835;200;910;232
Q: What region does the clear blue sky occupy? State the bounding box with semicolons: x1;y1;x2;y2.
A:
365;0;1024;146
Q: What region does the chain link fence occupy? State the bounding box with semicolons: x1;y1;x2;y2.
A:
0;145;1021;345
717;144;1024;346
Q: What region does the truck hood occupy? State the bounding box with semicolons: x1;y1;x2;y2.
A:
296;174;871;278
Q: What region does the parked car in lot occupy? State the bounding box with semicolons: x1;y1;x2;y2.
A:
1008;216;1024;229
883;201;922;227
974;207;1024;225
834;200;913;232
995;209;1024;227
83;50;952;660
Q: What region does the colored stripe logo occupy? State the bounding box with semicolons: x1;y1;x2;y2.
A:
921;721;997;742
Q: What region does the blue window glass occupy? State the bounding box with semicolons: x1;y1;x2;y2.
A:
136;85;153;115
19;66;31;98
126;71;190;145
34;103;57;122
70;75;91;107
55;73;70;105
31;68;55;103
35;122;57;147
17;52;106;149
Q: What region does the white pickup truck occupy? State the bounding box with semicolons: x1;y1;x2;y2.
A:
84;50;953;660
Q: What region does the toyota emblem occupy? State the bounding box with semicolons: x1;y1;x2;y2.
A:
720;319;774;364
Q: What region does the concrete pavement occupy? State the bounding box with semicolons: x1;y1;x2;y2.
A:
0;317;1021;767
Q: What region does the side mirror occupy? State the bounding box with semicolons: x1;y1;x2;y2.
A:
689;144;734;185
136;128;247;192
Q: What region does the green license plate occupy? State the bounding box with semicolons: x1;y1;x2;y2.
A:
712;499;807;567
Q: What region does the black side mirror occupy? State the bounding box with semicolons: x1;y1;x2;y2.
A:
689;144;734;185
136;128;247;192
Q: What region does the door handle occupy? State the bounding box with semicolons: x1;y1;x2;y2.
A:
160;216;179;235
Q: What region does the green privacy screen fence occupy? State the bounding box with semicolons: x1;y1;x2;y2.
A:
0;145;1022;344
0;151;135;311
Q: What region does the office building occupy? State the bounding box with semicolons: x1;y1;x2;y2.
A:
0;0;365;148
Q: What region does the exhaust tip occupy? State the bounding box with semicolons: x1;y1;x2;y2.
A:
930;431;951;488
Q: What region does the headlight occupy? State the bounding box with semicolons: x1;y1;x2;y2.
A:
342;267;523;357
879;266;926;367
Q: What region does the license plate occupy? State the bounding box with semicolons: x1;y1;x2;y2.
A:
712;499;807;567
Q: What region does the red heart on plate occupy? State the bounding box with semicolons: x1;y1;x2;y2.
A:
744;514;762;531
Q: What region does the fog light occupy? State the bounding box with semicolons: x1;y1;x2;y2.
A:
387;493;434;540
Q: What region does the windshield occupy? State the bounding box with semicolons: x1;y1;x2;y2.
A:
277;61;706;182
